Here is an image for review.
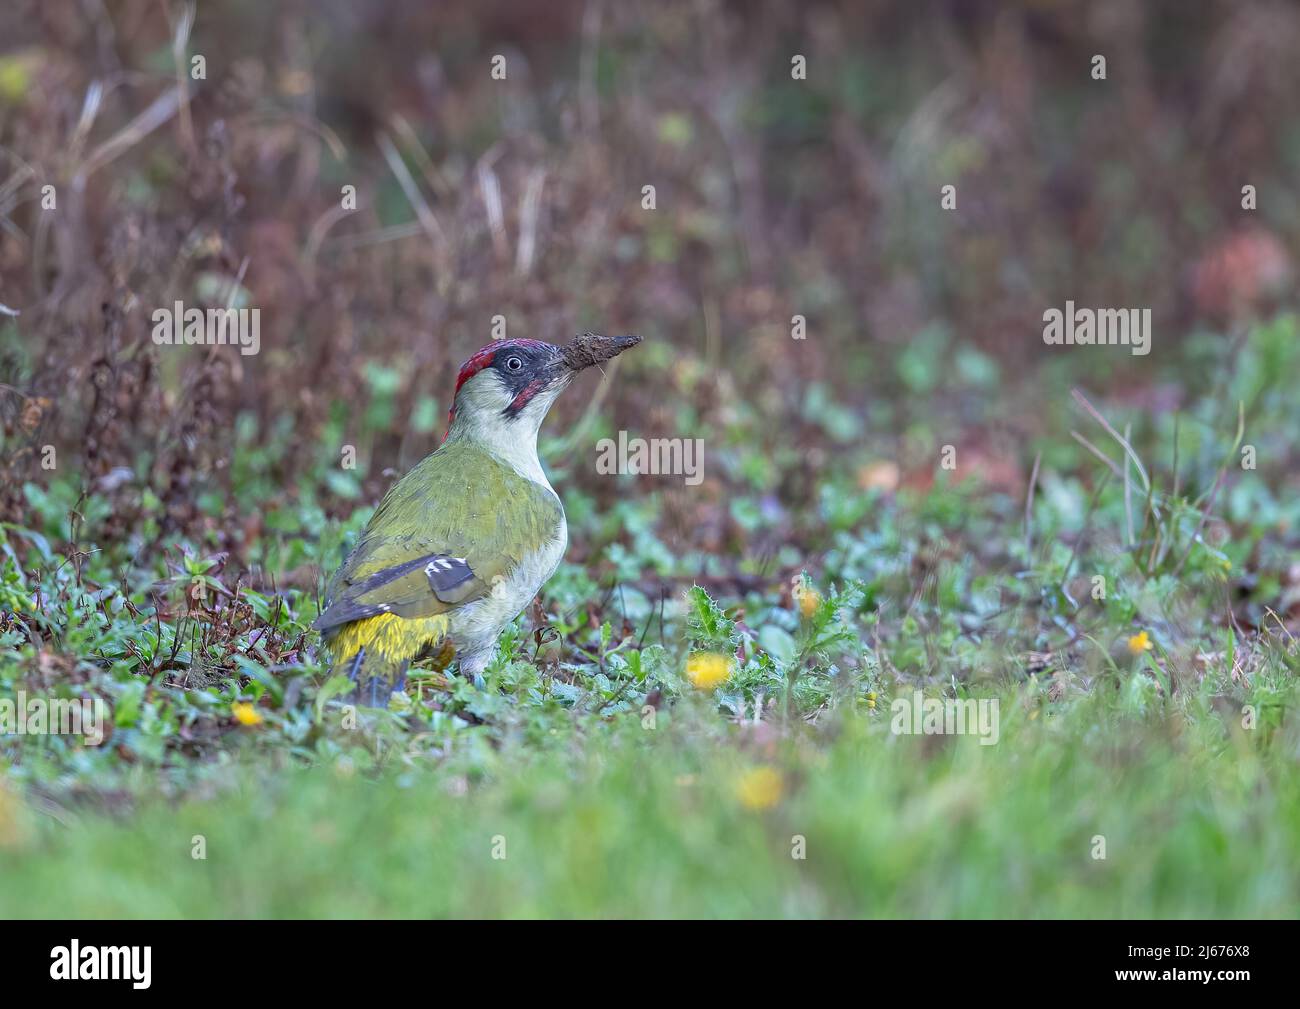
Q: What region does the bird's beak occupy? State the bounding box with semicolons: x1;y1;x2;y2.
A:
558;332;642;373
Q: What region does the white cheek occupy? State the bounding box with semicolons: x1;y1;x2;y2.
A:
459;371;515;415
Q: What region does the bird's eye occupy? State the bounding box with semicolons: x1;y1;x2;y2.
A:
505;356;524;372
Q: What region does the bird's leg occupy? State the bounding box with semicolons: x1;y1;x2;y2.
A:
346;647;385;708
460;652;489;690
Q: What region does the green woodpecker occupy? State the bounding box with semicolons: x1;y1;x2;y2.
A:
315;332;641;704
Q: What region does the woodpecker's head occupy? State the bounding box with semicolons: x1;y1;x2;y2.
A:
445;332;640;444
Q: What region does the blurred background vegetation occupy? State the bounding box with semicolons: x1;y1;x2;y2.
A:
2;0;1297;544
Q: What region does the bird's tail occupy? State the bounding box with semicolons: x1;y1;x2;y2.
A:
338;646;409;708
319;612;450;708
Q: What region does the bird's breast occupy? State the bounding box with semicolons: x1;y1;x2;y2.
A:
450;513;568;647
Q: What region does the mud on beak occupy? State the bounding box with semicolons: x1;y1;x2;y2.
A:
559;332;642;373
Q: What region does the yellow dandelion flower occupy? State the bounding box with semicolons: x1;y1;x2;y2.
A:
231;701;263;726
735;767;783;811
686;651;733;690
1127;631;1153;655
793;583;821;619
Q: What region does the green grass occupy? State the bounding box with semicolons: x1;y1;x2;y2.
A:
3;316;1300;918
4;683;1299;918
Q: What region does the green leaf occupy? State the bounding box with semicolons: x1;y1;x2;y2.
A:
235;655;284;706
314;674;354;723
686;585;737;649
758;625;797;666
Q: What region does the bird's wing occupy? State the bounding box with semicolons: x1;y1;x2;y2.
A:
312;544;514;631
314;442;564;634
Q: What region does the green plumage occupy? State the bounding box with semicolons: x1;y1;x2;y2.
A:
316;437;564;693
314;331;640;704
